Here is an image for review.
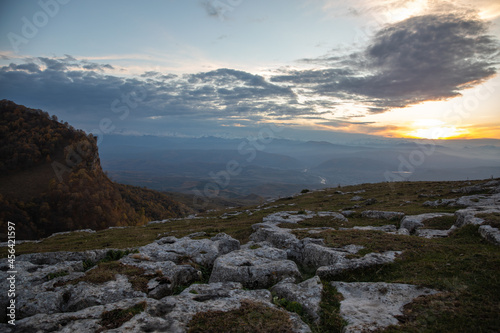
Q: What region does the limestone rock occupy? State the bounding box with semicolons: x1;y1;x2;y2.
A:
479;225;500;246
119;257;200;299
271;276;323;323
250;223;303;261
263;210;315;224
400;213;454;233
316;251;401;279
361;210;405;221
455;206;500;228
415;228;453;238
331;282;438;333
209;247;301;289
339;225;397;232
137;232;240;267
11;283;312;333
423;198;457;207
301;242;362;268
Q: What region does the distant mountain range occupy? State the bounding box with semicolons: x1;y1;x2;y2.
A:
98;133;500;199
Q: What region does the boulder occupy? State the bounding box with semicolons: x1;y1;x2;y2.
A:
331;282;438;333
301;242;363;268
209;247;301;289
250;224;303;261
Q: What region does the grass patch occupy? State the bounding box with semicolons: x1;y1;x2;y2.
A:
187;300;295;333
272;295;305;317
311;281;347;333
421;215;456;230
294;229;429;258
97;302;146;332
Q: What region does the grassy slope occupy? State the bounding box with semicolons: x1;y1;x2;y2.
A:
3;179;499;332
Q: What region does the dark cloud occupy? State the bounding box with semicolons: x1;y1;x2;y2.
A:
81;61;114;71
273;12;499;111
0;56;312;130
199;0;233;20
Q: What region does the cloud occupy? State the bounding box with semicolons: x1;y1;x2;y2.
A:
272;11;499;111
0;9;498;136
0;56;313;132
199;0;234;20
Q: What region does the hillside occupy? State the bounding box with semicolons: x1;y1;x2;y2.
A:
0;100;192;240
2;179;499;332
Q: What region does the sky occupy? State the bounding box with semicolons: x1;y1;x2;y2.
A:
0;0;499;142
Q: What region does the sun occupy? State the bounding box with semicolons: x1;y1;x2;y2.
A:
406;119;467;139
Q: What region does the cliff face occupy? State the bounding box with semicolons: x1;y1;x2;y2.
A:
0;100;191;240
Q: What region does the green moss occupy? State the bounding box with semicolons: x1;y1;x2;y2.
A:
272;295;304;317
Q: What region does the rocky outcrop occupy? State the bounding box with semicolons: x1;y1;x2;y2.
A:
136;233;240;268
331;282;438;333
209;247;301;289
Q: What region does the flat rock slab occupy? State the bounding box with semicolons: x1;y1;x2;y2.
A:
331;282;437;333
209;247;301;289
